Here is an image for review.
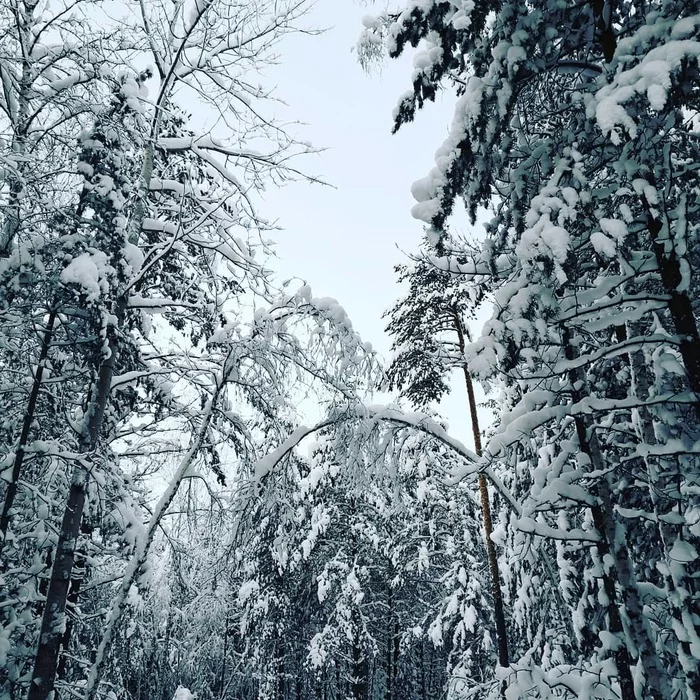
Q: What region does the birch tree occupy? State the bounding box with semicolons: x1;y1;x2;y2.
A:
1;1;319;698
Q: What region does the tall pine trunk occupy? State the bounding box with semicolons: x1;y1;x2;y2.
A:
454;315;509;670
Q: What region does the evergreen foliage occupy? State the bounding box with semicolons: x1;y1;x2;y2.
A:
360;0;700;697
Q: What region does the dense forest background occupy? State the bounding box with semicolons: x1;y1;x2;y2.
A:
0;1;698;700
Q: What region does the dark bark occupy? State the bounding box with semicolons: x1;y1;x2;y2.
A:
644;204;700;695
28;472;88;700
587;504;637;700
648;212;700;418
562;328;637;700
385;586;393;700
590;0;617;62
27;302;121;700
295;673;302;700
56;522;91;681
0;309;57;552
0;5;33;258
419;641;426;700
426;643;434;699
217;610;231;698
351;609;367;700
392;617;399;699
616;329;679;698
335;659;342;700
277;645;285;700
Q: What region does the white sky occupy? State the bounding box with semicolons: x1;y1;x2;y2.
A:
262;0;481;446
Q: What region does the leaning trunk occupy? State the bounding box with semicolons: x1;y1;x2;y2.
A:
0;309;56;552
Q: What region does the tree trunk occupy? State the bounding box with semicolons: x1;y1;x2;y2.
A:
351;611;366;700
426;643;434;699
217;610;231;699
385;586;393;700
26;101;158;699
0;309;56;553
419;641;426;700
277;643;285;700
56;522;92;682
590;0;617;63
648;208;700;419
0;3;33;257
575;324;671;697
27;307;121;700
629;338;700;697
392;616;399;700
561;327;642;700
295;672;302;700
335;659;342;700
454;313;509;670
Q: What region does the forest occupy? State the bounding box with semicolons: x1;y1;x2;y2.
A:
0;1;698;699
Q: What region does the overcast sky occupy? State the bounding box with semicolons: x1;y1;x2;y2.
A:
259;1;482;445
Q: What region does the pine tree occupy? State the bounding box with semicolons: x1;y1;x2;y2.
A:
361;0;700;697
384;242;510;680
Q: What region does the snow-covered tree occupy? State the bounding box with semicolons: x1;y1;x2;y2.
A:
236;411;491;700
360;0;700;698
85;288;378;700
0;1;322;699
385;241;509;676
